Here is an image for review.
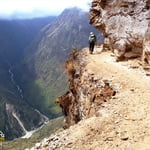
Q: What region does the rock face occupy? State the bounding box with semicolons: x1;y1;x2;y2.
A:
57;49;116;128
89;0;150;61
143;24;150;64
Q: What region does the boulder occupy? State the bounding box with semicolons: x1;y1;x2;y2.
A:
89;0;150;61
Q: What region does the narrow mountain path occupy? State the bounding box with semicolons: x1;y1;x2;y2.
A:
86;49;150;149
30;48;150;150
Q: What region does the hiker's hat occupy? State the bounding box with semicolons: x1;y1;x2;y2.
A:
90;32;95;37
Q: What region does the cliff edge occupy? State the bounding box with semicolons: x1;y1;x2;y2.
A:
29;1;150;149
29;47;150;150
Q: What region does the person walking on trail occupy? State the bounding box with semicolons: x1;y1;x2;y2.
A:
88;32;97;54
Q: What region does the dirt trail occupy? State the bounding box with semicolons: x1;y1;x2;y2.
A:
59;49;150;149
86;49;150;149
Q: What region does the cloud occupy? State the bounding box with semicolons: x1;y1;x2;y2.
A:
0;0;91;19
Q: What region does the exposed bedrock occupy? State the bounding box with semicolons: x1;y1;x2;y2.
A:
89;0;150;61
56;50;116;128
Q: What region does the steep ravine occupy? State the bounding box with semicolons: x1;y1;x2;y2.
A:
0;16;56;140
8;67;49;139
8;68;24;99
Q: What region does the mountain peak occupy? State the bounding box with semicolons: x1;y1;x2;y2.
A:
61;7;83;13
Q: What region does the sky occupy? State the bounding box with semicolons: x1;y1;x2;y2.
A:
0;0;91;19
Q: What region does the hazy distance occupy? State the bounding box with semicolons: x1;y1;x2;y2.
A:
0;0;91;19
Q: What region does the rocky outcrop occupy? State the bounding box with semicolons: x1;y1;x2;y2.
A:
89;0;150;61
143;24;150;65
57;49;116;128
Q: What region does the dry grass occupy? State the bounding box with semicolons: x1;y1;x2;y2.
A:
65;49;79;77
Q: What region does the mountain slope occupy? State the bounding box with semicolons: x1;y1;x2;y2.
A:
18;7;103;119
30;47;150;150
0;17;55;63
0;17;56;140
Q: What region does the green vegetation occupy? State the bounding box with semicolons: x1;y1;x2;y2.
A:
15;57;68;118
2;117;64;150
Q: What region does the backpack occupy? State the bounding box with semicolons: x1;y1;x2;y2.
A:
89;35;95;43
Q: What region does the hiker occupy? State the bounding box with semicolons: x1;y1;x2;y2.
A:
88;32;97;54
